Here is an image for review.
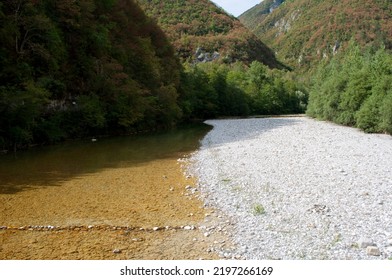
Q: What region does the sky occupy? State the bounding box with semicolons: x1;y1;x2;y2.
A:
211;0;262;17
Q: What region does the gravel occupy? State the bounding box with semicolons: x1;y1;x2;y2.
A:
188;117;392;260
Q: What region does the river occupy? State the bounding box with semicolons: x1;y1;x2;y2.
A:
0;124;231;260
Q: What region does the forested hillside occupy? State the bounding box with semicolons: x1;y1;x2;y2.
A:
137;0;283;68
240;0;392;135
307;42;392;134
0;0;307;151
240;0;285;26
240;0;392;70
0;0;183;150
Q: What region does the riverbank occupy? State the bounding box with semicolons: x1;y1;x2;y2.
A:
189;116;392;260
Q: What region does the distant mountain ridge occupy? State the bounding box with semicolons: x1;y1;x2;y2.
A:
240;0;285;21
137;0;284;68
240;0;392;69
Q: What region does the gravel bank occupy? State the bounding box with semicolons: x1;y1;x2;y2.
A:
189;117;392;260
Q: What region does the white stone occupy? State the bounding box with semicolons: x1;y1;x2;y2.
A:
366;246;381;256
188;117;392;260
358;238;375;248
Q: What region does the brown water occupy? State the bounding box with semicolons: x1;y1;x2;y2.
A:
0;125;210;195
0;125;232;260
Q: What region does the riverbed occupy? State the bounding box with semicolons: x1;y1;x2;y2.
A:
0;125;233;260
189;116;392;260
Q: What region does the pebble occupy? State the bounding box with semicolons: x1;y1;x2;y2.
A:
113;249;122;254
131;238;143;242
366;246;381;256
188;117;392;260
357;238;375;248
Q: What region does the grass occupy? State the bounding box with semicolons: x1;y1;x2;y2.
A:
231;185;243;192
253;203;266;216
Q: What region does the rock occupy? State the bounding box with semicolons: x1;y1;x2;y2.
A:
358;238;375;248
113;249;122;254
204;232;210;237
366;246;381;256
387;239;392;246
131;238;143;242
153;227;160;231
183;225;195;230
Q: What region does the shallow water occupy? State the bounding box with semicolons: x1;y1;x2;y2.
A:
0;124;211;195
0;124;223;260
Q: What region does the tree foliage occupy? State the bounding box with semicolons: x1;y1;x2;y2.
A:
0;0;182;149
307;41;392;134
180;61;307;120
137;0;283;68
240;0;392;71
0;0;307;151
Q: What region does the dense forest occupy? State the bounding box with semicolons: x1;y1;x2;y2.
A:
181;61;307;120
240;0;392;71
0;0;306;151
307;42;392;134
240;0;392;135
1;0;390;152
137;0;283;68
0;0;186;151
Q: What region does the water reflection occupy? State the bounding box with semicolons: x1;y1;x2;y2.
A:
0;124;211;194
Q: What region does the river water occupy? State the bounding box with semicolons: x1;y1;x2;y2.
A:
0;124;226;260
0;124;210;195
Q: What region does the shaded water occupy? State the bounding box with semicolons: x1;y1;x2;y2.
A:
0;124;211;194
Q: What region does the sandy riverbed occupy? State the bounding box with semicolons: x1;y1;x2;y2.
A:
0;157;232;260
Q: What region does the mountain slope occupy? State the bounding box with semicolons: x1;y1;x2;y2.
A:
0;0;183;148
240;0;285;26
137;0;284;68
240;0;392;69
